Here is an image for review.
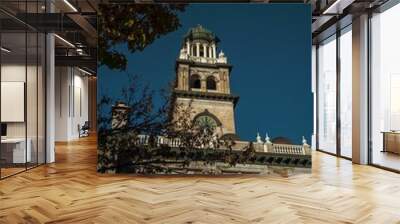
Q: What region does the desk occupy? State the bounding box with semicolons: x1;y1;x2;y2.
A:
382;132;400;154
1;138;31;163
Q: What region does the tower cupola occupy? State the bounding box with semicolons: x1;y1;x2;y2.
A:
184;24;219;43
179;24;227;64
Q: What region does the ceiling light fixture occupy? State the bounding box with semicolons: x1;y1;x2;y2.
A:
322;0;342;15
78;67;93;76
1;47;11;53
63;0;78;12
54;34;75;48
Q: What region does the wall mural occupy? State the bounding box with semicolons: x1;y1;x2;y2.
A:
97;3;312;175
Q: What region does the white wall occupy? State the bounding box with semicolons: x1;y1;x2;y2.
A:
55;66;70;141
1;65;26;139
55;67;89;141
72;72;89;138
1;66;25;126
1;64;40;137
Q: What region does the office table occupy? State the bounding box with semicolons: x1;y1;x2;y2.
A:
382;131;400;154
1;138;31;164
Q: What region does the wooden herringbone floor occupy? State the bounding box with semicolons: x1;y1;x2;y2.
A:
1;136;400;224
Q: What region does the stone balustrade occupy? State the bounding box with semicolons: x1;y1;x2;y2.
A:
134;134;311;156
263;143;309;155
136;135;182;148
188;56;218;64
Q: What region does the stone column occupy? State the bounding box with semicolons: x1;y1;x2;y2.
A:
212;43;216;59
186;41;190;56
177;70;182;89
219;71;225;93
201;77;206;91
183;68;189;90
196;42;200;57
225;72;231;94
203;44;207;57
208;46;212;58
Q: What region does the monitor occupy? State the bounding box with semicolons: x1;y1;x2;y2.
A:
1;123;7;137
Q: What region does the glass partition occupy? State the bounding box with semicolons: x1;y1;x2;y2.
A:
317;35;337;154
0;1;46;179
371;4;400;171
1;31;28;177
339;26;352;158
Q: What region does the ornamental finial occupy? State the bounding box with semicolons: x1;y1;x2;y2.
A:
302;136;308;145
256;132;262;143
219;50;225;58
265;133;271;143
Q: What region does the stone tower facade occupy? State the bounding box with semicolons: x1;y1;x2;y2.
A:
171;25;239;138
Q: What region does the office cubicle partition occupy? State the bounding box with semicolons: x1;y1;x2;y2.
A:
0;1;46;179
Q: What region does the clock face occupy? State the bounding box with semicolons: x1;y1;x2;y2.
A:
195;115;218;129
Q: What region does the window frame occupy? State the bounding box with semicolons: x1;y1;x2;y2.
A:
315;24;353;160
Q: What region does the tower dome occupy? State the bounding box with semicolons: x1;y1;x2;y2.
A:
184;24;220;43
179;25;227;63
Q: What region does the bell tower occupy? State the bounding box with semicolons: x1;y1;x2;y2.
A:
171;25;239;138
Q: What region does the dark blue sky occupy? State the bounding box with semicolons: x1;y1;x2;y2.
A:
99;4;312;143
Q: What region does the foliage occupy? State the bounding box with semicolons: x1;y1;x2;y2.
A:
97;73;255;173
165;100;220;152
98;4;186;71
97;74;169;172
99;131;312;174
97;74;312;174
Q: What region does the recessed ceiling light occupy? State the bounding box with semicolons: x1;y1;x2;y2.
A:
54;34;75;48
323;0;342;14
63;0;78;12
1;47;11;53
77;67;93;76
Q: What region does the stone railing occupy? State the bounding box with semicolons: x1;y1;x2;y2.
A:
236;141;310;155
265;143;309;155
136;135;181;148
189;56;218;64
253;134;311;155
185;55;227;64
134;134;311;155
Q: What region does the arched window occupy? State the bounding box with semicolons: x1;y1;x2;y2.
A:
190;74;201;89
206;76;217;90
